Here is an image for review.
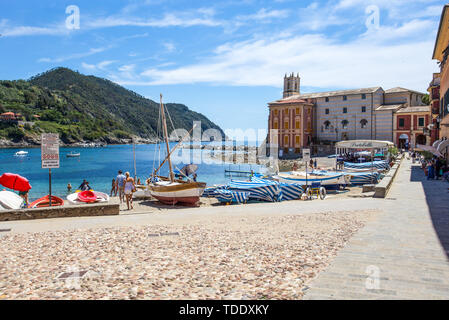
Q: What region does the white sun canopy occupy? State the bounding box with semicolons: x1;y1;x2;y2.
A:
335;140;394;150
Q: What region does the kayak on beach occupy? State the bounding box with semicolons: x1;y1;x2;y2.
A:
28;195;64;208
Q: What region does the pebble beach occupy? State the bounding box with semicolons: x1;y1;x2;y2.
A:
0;209;377;300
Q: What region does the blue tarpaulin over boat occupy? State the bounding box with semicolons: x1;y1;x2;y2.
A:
347;171;380;185
344;160;389;170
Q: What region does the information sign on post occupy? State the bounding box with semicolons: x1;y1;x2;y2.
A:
41;133;59;206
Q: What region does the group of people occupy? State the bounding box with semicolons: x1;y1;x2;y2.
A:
291;159;318;171
110;170;136;210
413;152;449;182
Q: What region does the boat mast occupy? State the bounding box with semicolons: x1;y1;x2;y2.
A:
160;94;175;182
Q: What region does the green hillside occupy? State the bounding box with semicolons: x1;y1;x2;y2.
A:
0;67;223;144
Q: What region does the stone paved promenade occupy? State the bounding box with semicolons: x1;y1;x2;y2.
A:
304;158;449;299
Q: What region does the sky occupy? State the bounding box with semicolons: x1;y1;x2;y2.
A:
0;0;445;135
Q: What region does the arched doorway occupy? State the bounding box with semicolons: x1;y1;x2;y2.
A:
416;134;426;146
398;134;409;149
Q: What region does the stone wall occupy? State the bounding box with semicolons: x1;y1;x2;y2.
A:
0;203;120;221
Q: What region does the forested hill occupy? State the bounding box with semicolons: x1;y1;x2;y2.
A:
0;67;224;145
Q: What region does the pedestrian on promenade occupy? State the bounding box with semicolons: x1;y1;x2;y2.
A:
314;159;317;169
116;170;126;203
67;183;72;193
435;158;442;180
124;172;135;210
427;160;435;180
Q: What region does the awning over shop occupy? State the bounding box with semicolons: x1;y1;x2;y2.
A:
335;140;394;150
416;144;443;157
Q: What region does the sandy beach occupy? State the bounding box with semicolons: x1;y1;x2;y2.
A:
0;206;377;300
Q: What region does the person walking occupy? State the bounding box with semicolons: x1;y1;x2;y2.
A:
124;172;135;210
116;170;126;203
435;158;442;180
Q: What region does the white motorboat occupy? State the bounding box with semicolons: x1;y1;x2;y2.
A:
274;171;350;189
14;150;28;157
0;190;24;209
66;152;80;158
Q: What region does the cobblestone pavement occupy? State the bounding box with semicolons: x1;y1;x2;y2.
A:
303;158;449;300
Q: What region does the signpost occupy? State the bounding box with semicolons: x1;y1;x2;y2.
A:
303;148;311;188
41;133;59;207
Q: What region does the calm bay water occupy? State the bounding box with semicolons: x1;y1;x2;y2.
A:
0;143;263;201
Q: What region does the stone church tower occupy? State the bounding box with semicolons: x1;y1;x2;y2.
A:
283;73;300;98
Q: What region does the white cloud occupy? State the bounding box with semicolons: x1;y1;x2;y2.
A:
163;42;176;52
237;8;290;21
39;47;109;63
81;60;117;71
132;23;438;92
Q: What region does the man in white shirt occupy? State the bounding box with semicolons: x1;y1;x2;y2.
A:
116;170;126;203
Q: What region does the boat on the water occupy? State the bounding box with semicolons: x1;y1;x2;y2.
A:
67;152;80;158
273;171;350;189
28;195;64;208
67;191;109;205
0;190;24;210
14;150;28;157
147;94;206;206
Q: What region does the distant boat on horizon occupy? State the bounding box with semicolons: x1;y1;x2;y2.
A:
14;150;28;157
66;151;80;158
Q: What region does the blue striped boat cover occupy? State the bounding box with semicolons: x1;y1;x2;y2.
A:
348;172;380;185
250;177;303;201
344;161;389;170
228;179;281;202
202;186;227;197
215;189;250;204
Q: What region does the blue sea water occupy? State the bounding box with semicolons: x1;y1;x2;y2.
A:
0;143;263;201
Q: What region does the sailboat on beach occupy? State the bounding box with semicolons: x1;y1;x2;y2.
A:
147;94;206;206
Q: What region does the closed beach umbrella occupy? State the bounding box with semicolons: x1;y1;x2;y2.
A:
0;173;32;192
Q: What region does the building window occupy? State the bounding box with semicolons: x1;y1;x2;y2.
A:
341;120;349;129
284;109;288;115
295;120;300;129
325;97;329;102
362;94;366;100
307;121;311;131
418;117;424;127
296;108;300;115
343;107;348;114
324;121;331;130
361;106;366;113
284;135;289;146
343;95;347;101
360;119;368;129
284;121;289;129
325;108;329;114
295;135;300;145
274;121;278;129
399;118;405;127
274;109;278;116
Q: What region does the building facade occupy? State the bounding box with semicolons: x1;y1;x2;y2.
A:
428;73;441;143
393;106;431;148
267;75;430;157
432;4;449;159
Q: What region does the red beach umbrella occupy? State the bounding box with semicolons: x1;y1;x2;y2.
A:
0;173;32;192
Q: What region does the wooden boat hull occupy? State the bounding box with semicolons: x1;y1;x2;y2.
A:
148;181;206;206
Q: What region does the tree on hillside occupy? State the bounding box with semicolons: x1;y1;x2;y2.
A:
422;94;430;105
0;103;5;113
